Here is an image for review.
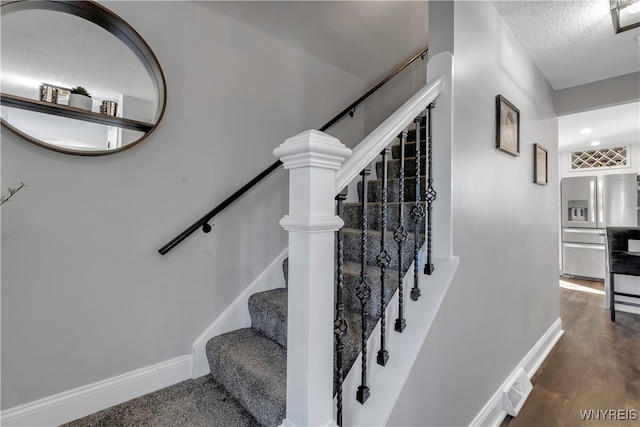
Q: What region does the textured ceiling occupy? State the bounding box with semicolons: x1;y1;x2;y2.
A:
492;1;640;152
492;0;640;90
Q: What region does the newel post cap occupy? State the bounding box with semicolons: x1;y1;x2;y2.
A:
274;129;352;170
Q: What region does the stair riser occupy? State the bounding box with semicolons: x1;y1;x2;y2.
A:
206;330;286;427
343;229;421;271
375;155;427;180
342;202;426;233
248;289;288;349
359;177;427;203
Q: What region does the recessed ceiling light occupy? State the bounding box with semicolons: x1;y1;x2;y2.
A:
580;128;592;135
590;141;601;146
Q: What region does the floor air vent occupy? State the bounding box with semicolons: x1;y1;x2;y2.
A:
502;368;533;416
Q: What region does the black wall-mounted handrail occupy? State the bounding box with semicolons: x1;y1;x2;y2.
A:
158;46;428;255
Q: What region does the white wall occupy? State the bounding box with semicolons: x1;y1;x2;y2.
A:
388;2;560;425
362;60;427;136
0;1;369;410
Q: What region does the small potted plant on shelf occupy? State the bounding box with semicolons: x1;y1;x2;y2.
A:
68;86;92;111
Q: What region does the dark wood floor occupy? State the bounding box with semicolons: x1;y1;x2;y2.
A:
500;277;639;427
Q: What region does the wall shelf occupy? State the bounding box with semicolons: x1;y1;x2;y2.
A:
1;92;154;132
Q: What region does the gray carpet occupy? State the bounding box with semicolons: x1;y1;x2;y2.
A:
60;376;260;427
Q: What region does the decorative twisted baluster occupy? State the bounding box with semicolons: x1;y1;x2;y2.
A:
334;188;348;426
376;148;391;366
424;104;436;275
356;168;372;404
394;131;408;333
410;116;425;301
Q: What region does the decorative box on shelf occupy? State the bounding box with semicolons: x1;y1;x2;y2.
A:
39;83;71;106
39;84;58;103
100;100;118;117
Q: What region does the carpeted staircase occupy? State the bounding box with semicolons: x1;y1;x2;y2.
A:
206;124;427;426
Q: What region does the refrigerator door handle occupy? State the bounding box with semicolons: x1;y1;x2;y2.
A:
564;243;605;250
597;177;604;227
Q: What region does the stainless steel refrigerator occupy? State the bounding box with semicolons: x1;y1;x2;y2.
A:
561;173;639;280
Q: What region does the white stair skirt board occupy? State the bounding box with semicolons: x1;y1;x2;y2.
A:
469;317;564;427
191;248;289;378
0;355;192;427
339;256;460;426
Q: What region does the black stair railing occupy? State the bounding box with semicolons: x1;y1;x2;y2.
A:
376;147;391;367
424;104;436;275
158;46;428;255
356;168;372;405
335;101;437;420
394;130;408;333
334;188;348;426
410;115;425;301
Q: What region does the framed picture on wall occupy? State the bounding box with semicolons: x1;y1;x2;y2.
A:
496;95;520;156
533;143;548;185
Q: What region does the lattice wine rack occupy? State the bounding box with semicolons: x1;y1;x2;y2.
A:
570;146;627;170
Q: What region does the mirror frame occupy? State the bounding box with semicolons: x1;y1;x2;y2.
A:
0;0;167;156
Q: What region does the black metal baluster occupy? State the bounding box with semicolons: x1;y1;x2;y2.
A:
356;168;371;404
394;131;408;333
424;104;437;275
334;188;348;426
411;116;426;301
377;149;391;366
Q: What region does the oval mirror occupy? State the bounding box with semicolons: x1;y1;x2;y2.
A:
0;0;166;155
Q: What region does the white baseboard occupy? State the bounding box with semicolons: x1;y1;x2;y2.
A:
0;355;192;427
191;248;288;378
469;317;564;427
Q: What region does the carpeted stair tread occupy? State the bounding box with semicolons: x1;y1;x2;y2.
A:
342;261;401;319
376;155;427;179
206;328;286;427
359;176;427;202
249;288;288;348
342;227;423;271
342;201;426;233
60;375;261;427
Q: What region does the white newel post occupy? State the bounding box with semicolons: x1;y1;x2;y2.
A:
274;130;351;427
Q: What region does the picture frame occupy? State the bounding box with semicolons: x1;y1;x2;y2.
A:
533;143;548;185
496;95;520;156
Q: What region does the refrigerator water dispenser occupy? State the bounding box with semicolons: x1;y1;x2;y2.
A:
568;200;589;222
